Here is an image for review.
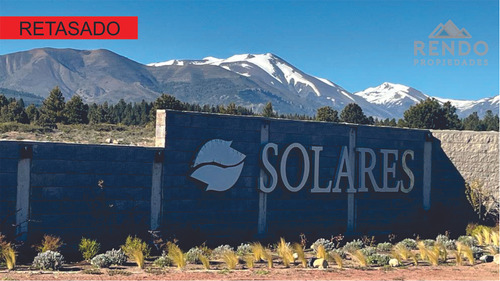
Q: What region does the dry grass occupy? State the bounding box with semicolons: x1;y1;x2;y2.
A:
292;243;307;268
329;251;343;269
392;244;411;261
199;254;210;270
251;242;265;262
2;244;16;270
244;255;254;269
316;244;327;259
351;250;367;267
457;242;474;266
263;249;273;268
167;243;187;269
491;231;499;247
222;250;239;270
277;238;294;268
35;234;63;253
417;241;428;261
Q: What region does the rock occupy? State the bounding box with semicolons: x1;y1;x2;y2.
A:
313;258;328;269
494;254;499;264
293;253;299;260
480;255;494;263
389;258;400;267
105;138;112;143
112;139;120;144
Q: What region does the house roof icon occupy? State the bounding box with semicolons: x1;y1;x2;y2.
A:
429;20;471;39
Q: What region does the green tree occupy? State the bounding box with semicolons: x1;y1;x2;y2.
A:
25;104;39;123
262;102;276;118
442;102;462;129
150;94;185;120
463;112;484;131
402;98;450;129
316;106;339;122
64;95;89;124
482;110;499;131
37;86;66;126
340;103;369;124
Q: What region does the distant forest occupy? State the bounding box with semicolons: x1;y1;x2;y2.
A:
0;86;498;131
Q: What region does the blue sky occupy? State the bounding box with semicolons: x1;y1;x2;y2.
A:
0;0;498;100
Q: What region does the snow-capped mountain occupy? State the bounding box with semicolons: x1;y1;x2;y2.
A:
354;82;498;118
0;48;497;119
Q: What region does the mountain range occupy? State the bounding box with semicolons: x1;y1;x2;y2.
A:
0;48;497;119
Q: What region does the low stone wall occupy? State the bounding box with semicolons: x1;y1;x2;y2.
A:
431;130;499;202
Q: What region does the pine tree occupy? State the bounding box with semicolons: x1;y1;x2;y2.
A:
340;103;369;124
482;110;499;131
37;86;66;127
402;98;448;129
316;106;339;122
262;102;276;118
442;102;462;129
64;95;89;124
25;104;39;123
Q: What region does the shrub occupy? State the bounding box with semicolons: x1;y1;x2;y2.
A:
316;244;327;259
0;235;16;270
392;243;411;261
422;239;435;247
105;248;127;266
331;248;347;259
360;246;376;257
199;254;210;270
154;251;173;268
244;255;254;269
343;239;364;253
35;235;63;253
186;247;204;264
399;238;417;250
277;238;294;267
32;250;65;270
236;243;252;256
351;249;367;267
292;243;307;267
91;254;112;268
251;242;265;262
376;242;393;252
311;238;335;252
121;236;150;269
366;253;391;266
221;250;239;270
79;237;100;261
167;242;186;269
329;251;343;269
212;244;234;259
457;236;476;247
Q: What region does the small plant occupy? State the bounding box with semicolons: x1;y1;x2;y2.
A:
79;237;100;261
329;251;343;269
121;236;150;269
457;242;474;265
1;236;16;270
167;242;186;269
35;234;63;253
108;269;132;276
457;236;476;247
360;246;376;257
377;242;393;252
422;239;435;247
244;255;255;268
277;238;294;267
32;250;65;270
399;238;417;250
105;248;127;266
264;249;273;268
251;242;265;262
221;250;239;270
366;253;390;266
186;247;204;264
351;249;367;267
343;239;364;253
392;243;411;261
434;242;448;262
153;251;173;268
361;235;376;247
316;244;327;259
91;254;112;268
212;244;233;259
331;248;347;259
236;243;252;256
311;238;335;252
292;243;307;267
82;268;103;275
199;254;210;270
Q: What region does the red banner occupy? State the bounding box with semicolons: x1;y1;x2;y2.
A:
0;16;138;39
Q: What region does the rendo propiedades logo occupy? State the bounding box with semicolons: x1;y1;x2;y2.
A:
414;20;488;66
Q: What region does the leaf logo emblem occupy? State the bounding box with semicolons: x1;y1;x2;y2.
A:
190;139;246;192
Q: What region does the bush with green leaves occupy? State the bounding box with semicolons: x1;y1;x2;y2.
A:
471;246;484;259
79;237;100;261
398;238;417;250
311;238;335;252
91;254;112;268
366;253;391;266
236;243;252;256
121;236;151;259
32;250;65;270
376;242;393;252
435;234;449;243
154;251;173;268
211;245;233;259
186;247;204;264
105;248;127;266
457;236;477;247
422;239;435;247
360;246;377;257
343;239;364;252
330;248;347;259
